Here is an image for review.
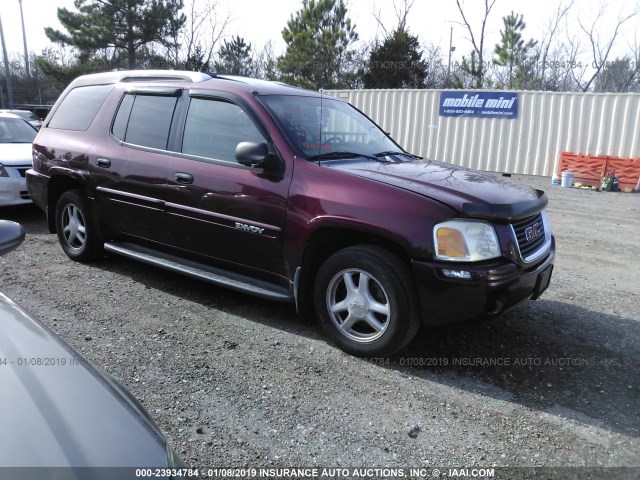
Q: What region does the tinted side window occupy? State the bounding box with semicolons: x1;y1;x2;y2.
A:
123;95;177;150
182;98;264;162
111;94;135;141
48;84;113;131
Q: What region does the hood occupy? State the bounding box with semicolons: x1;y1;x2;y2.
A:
0;143;33;165
322;158;546;221
0;292;169;468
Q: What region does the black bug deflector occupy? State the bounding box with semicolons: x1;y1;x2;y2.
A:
460;189;548;222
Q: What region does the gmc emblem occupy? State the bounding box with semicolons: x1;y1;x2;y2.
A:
525;222;542;241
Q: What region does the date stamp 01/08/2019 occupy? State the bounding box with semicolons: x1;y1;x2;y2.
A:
0;356;80;367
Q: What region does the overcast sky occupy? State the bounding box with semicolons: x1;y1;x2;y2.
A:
1;0;639;65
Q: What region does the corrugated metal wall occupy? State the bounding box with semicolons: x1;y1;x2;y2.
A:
323;89;640;177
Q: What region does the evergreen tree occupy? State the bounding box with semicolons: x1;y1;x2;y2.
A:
363;26;426;89
455;0;497;89
278;0;358;89
453;51;482;89
45;0;186;69
214;36;253;76
184;45;211;73
493;12;537;89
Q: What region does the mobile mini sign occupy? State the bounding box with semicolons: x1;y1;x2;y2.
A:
439;91;519;119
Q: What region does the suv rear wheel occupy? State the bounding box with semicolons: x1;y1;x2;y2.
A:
314;245;420;357
55;189;103;262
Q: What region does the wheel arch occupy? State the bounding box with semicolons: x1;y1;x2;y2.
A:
46;171;86;233
296;224;413;315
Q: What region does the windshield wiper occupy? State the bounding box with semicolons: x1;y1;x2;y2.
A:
308;151;378;161
374;150;422;159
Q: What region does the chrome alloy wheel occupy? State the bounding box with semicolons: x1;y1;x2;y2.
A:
61;204;87;250
325;268;391;343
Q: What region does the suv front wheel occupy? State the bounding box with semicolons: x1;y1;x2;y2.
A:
55;189;103;262
314;245;420;357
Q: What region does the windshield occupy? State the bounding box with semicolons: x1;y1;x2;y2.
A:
0;117;37;143
260;95;404;160
16;111;36;120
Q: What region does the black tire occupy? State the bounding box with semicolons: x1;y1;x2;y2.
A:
55;189;103;262
314;245;421;357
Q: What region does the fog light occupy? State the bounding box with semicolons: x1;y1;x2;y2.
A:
442;269;472;279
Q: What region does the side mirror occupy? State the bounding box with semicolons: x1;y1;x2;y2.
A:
235;142;272;168
0;220;25;255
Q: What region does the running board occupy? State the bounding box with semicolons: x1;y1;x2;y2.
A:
104;242;294;303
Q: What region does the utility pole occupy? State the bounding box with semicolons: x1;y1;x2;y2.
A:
18;0;30;77
446;26;455;88
0;13;15;109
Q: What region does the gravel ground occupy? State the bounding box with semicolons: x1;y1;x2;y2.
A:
1;175;639;479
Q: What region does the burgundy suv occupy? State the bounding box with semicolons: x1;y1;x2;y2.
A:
27;70;554;357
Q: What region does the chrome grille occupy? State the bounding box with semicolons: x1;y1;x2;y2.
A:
512;213;546;260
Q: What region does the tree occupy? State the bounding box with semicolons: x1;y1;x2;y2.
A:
594;56;640;92
253;41;279;80
422;45;448;89
452;50;482;89
170;0;229;70
184;44;211;72
569;6;638;92
45;0;186;69
363;26;426;88
36;51;111;91
278;0;359;89
455;0;497;88
1;50;55;108
529;0;574;91
214;36;253;76
493;12;537;89
364;1;426;89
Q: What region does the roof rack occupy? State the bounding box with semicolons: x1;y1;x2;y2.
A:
118;70;213;83
68;70;213;88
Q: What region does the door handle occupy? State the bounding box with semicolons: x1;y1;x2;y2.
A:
174;172;193;184
96;158;111;168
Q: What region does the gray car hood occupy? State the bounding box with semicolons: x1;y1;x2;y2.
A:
0;292;169;469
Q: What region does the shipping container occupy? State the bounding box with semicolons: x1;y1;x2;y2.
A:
323;89;640;178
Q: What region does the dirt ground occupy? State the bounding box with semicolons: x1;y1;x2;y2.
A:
1;175;639;479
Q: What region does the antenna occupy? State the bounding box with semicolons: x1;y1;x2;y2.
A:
318;89;323;163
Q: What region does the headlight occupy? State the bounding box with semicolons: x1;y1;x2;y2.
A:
0;164;8;178
434;219;500;262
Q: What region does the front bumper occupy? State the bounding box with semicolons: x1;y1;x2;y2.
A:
412;237;555;326
0;176;31;207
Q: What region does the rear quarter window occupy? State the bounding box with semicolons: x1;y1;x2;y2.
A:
48;84;114;131
112;94;177;150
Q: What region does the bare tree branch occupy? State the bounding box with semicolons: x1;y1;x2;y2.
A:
622;34;640;91
171;0;230;68
537;0;574;86
454;0;497;88
373;0;414;38
575;7;637;91
393;0;413;30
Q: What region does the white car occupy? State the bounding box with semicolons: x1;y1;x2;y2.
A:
0;113;36;207
0;109;43;130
